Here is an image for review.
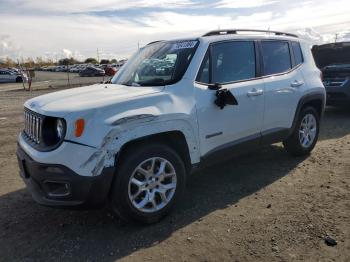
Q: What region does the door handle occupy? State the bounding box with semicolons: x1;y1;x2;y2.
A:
247;88;264;97
290;80;304;88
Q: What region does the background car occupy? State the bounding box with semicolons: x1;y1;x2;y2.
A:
312;42;350;106
104;66;117;76
79;66;105;77
0;69;28;83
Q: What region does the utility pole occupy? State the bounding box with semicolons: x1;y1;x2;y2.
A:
97;48;100;63
335;33;338;43
138;41;140;50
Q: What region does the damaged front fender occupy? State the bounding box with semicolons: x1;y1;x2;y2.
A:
80;114;200;177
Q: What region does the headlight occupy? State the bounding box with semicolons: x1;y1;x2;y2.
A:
56;119;65;140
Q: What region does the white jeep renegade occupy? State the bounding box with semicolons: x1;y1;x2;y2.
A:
17;29;326;223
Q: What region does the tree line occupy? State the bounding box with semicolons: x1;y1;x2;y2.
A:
0;57;120;68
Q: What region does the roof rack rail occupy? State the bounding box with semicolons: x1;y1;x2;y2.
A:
147;40;164;45
202;29;298;38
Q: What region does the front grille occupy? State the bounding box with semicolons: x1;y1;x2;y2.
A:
23;109;43;144
323;77;348;88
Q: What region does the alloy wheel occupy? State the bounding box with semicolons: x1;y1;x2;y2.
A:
128;157;177;213
299;113;317;148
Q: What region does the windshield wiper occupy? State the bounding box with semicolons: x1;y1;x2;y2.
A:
137;78;166;86
121;78;166;87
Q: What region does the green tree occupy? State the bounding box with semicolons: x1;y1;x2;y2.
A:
100;59;110;64
84;58;98;64
58;57;80;65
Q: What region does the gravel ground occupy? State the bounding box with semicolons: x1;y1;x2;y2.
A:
0;85;349;262
0;71;107;91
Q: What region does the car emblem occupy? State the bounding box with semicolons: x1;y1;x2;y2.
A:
30;102;37;108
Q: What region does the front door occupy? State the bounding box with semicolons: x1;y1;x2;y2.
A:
195;40;265;157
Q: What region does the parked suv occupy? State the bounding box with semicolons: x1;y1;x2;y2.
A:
17;29;325;224
312;42;350;106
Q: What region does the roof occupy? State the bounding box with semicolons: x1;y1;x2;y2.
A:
198;29;301;44
147;29;302;46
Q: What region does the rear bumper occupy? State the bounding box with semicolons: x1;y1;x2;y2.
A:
16;145;115;208
325;86;350;106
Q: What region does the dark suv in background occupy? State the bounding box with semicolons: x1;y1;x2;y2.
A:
312;42;350;106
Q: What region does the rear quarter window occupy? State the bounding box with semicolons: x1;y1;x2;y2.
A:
292;41;304;66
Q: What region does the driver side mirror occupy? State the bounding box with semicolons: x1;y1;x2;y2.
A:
214;89;238;109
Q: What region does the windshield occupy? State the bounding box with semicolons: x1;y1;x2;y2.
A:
111;40;199;86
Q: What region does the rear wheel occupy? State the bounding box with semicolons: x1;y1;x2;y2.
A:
110;143;186;224
283;106;320;156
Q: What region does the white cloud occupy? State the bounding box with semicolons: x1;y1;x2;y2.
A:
215;0;278;9
3;0;194;14
0;35;21;59
0;0;350;60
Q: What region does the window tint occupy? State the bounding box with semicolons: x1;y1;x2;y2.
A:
261;41;292;75
292;41;303;65
211;41;256;83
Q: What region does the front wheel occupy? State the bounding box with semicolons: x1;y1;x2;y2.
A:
16;77;23;83
283;106;320;156
110;143;186;224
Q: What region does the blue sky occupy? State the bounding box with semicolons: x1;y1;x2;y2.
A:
0;0;349;61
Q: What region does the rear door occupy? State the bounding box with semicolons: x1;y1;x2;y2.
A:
195;40;265;157
260;40;304;134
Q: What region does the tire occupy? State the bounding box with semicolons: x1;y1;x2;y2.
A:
16;77;23;83
283;106;320;156
110;143;186;224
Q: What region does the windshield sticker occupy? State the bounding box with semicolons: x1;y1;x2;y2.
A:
173;41;197;50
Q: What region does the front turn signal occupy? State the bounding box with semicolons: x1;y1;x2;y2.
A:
75;119;85;137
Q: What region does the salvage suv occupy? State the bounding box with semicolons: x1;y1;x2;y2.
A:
17;29;326;224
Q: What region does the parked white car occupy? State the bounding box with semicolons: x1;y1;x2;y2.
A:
0;68;28;83
17;29;325;224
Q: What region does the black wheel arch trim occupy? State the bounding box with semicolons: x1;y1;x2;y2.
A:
289;91;325;137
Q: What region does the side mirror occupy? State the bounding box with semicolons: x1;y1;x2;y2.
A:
214;89;238;109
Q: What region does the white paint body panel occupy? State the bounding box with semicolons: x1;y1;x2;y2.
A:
18;34;325;177
195;79;264;155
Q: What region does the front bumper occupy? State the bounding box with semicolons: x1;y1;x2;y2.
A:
16;145;115;208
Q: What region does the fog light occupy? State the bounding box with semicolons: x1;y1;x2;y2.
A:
43;181;70;197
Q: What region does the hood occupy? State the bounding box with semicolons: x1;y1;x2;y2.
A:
312;42;350;69
25;84;164;117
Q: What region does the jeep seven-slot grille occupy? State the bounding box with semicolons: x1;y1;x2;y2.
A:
23;109;43;144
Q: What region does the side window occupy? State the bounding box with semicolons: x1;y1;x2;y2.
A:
211;41;256;83
292;41;303;66
261;41;292;75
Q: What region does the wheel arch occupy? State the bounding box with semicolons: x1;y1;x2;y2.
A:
290;91;325;134
116;131;193;174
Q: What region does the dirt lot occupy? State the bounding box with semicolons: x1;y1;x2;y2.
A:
1;71;107;91
0;84;349;262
